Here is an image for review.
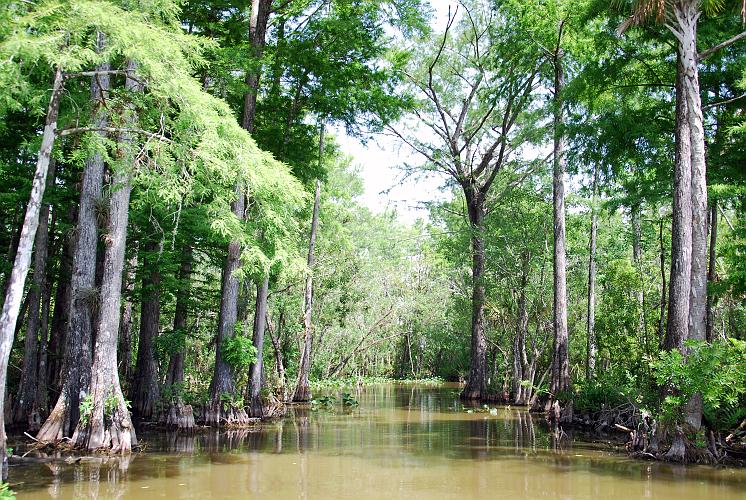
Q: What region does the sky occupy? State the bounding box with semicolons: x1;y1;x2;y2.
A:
334;1;459;225
335;129;450;225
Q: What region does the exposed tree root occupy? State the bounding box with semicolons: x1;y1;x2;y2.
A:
160;400;196;430
460;388;484;401
572;401;744;465
202;401;254;427
36;394;72;443
72;384;137;453
263;392;287;419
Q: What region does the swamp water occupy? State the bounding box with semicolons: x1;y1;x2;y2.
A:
8;383;746;499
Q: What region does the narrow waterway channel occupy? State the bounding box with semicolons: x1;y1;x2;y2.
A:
9;383;746;499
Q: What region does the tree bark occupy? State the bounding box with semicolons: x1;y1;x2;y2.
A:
36;233;54;421
462;187;486;400
549;46;571;423
513;251;529;404
705;202;717;342
248;276;269;418
72;62;140;452
293;175;322;403
632;204;647;337
586;165;599;380
203;0;272;428
48;205;75;392
664;19;696;460
38;48;109;444
671;2;708;438
664;52;693;354
206;184;248;426
680;6;707;354
658;218;667;345
242;0;273;133
267;313;287;400
163;245;195;430
13;159;57;429
131;240;162;420
118;252;137;383
0;67;63;475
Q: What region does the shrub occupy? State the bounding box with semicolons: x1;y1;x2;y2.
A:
652;339;746;431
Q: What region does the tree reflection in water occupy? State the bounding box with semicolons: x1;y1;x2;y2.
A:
8;385;746;499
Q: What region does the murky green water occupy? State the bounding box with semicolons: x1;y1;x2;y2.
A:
8;384;746;498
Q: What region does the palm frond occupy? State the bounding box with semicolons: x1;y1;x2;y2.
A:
702;0;726;17
616;0;668;36
703;0;746;21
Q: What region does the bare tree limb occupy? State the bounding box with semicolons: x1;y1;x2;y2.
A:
703;93;746;109
57;126;173;143
698;30;746;61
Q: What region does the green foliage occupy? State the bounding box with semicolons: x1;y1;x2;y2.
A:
154;329;187;363
78;388;130;426
78;394;94;427
219;392;244;409
0;482;15;500
652;339;746;430
311;395;337;410
222;334;258;372
1;0;745;463
341;393;359;407
160;382;187;404
103;389;129;421
573;379;631;414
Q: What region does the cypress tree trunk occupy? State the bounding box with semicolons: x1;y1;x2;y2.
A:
632;204;647;337
513;252;529;405
705;203;717;342
248;276;269;418
38;50;109;443
679;0;707;440
163;245;195;429
36;264;52;422
204;0;271;427
36;207;56;415
586;165;599;380
206;183;249;426
242;0;275;418
72;62;140;452
267;313;287;400
549;46;571;423
242;0;272;133
658;219;667;345
664;47;694;463
666;22;695;352
131;240;162;420
118;252;137;383
293;177;322;403
13;160;57;429
0;67;64;475
48;205;75;392
462;186;486;401
682;12;707;352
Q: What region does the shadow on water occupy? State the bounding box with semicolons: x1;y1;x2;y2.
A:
7;384;746;497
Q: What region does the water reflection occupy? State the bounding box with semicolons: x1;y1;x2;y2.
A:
8;384;746;499
28;454;135;499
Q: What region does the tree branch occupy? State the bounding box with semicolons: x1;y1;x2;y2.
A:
427;5;458;168
698;30;746;61
386;125;457;177
703;93;746;109
57;127;173;143
63;69;137;80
